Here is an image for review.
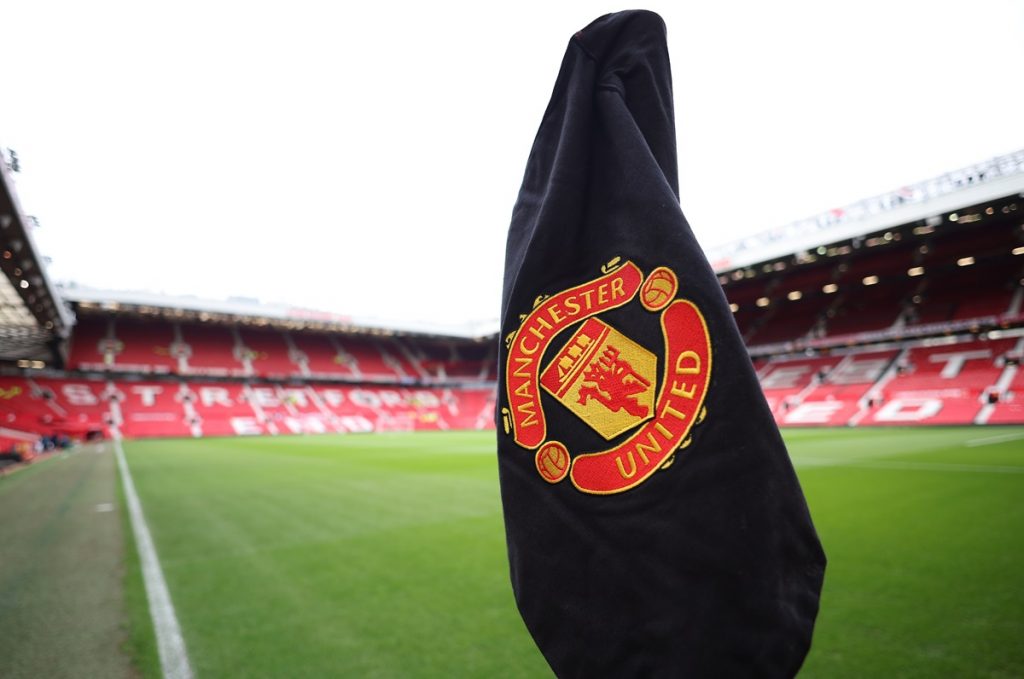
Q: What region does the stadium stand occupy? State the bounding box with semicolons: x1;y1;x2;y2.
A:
179;322;246;376
3;150;1024;444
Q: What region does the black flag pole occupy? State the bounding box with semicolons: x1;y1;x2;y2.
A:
497;11;826;677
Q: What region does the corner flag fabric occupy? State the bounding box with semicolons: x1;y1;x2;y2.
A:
497;11;826;677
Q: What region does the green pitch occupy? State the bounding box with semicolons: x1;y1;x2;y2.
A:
114;428;1023;678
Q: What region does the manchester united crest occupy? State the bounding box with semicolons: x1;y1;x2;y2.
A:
502;258;712;495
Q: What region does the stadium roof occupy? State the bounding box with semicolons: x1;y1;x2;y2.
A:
62;285;497;341
0;155;73;364
706;149;1024;273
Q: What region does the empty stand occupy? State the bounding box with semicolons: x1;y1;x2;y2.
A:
290;333;359;378
183;382;263;436
758;355;845;417
779;350;897;426
865;339;1016;425
238;327;300;377
109;318;178;373
117;381;192;438
335;337;403;380
67;316;112;370
180;323;245;376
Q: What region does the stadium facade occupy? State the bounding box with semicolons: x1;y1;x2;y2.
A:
2;150;1023;457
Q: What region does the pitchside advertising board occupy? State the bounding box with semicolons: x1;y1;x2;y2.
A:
501;258;711;494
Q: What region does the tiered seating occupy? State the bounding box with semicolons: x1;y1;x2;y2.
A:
238;328;299;377
864;339;1015;424
909;261;1017;326
746;265;833;346
758;356;845;417
0;377;64;433
384;339;426;380
416;340;492;380
336;337;403;380
986;362;1024;424
180;323;245;376
183;382;262;436
245;384;335;435
723;279;771;340
110;318;178;373
43;379;116;433
117;381;192;438
823;247;914;337
779;350;897;426
908;222;1022;325
67;316;111;370
440;387;496;429
824;283;909;337
747;298;821;346
290;333;358;378
311;385;493;432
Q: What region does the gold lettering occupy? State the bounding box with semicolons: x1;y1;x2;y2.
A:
528;316;553;340
581;290;594;309
513;356;533;378
661;403;688;422
654;422;673;439
635;431;662;464
565;296;581;315
520;337;539;355
670;380;697;399
514;381;532;399
615;451;637;479
675;350;701;375
597;283;608;304
611;276;625;299
516;401;539;427
548;305;565;324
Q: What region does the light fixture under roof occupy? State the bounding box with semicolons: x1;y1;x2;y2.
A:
957;256;975;267
755;297;770;308
908;266;925;276
822;283;838;294
787;290;802;301
862;276;879;286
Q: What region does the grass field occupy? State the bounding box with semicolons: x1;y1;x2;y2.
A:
4;427;1023;677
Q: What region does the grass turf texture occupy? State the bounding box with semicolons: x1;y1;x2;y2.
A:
119;428;1024;678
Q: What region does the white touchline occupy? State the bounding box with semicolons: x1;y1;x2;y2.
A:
966;432;1024;447
114;440;194;679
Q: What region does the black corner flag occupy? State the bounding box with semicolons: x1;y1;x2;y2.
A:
497;11;826;677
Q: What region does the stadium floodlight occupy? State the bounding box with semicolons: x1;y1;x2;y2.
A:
756;296;770;307
1012;246;1024;256
862;276;879;286
950;213;959;222
908;266;925;276
729;303;739;312
822;283;838;294
957;257;975;267
788;291;803;301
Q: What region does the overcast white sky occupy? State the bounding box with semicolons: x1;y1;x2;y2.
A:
3;1;1023;327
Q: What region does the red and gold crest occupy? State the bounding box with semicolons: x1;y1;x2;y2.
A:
502;259;712;495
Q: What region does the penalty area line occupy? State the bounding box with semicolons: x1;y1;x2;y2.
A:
114;439;194;679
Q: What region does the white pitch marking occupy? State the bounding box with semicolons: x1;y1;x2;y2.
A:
114;439;194;679
95;502;114;513
850;461;1024;474
966;432;1024;447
